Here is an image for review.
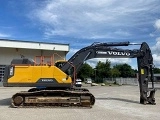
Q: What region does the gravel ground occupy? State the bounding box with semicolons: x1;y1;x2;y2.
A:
0;84;160;120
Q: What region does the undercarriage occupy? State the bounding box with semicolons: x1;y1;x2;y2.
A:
11;88;95;108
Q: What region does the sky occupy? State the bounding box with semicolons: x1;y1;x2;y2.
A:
0;0;160;69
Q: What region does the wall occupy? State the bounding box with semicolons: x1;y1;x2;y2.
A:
0;47;66;65
103;78;138;86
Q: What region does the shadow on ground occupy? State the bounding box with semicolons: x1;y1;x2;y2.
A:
0;98;11;106
96;97;139;104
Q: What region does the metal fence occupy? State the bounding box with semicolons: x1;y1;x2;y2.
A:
103;78;138;86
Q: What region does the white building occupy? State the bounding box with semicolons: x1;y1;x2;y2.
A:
0;39;70;81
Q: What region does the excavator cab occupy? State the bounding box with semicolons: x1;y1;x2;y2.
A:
55;60;76;84
55;60;67;68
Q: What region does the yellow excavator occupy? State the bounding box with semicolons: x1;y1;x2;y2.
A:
3;41;156;108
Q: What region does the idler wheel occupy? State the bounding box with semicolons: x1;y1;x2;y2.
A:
13;96;24;106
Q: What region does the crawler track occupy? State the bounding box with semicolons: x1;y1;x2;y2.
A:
11;88;95;108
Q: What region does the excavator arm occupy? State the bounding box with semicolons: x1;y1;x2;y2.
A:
60;41;156;105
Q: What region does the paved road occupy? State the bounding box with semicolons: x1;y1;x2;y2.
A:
0;85;160;120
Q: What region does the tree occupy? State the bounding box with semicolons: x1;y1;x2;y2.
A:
113;63;135;77
111;67;120;78
77;63;93;81
95;59;112;82
153;67;160;73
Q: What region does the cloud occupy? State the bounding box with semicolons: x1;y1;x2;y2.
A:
152;54;160;67
152;37;160;54
152;19;160;67
154;19;160;30
152;38;160;68
29;0;160;39
151;39;160;67
27;0;160;68
0;32;11;38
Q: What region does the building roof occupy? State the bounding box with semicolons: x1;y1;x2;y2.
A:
0;39;69;52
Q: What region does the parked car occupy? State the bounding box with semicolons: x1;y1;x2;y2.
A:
75;78;82;87
85;78;92;84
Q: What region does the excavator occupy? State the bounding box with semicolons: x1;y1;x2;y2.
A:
3;41;156;108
